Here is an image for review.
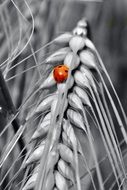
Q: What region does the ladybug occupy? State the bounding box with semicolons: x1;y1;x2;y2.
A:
53;65;69;83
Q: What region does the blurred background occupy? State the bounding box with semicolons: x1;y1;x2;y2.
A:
0;0;127;189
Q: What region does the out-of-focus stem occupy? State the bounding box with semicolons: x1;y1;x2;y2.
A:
0;69;27;157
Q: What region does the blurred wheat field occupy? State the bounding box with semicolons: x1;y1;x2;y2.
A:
0;0;127;190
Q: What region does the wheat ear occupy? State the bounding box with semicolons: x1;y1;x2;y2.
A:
22;18;127;190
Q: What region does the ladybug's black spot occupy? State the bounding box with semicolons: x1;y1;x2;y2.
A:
58;66;62;68
65;70;68;73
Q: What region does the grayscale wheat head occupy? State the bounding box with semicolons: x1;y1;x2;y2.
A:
16;19;127;190
0;1;127;190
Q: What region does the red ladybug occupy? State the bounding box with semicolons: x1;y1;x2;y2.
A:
53;65;69;83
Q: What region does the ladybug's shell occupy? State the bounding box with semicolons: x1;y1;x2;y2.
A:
53;65;69;83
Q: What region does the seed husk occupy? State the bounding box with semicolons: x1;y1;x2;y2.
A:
80;50;97;69
31;120;50;140
58;159;75;183
54;33;72;45
80;65;97;92
25;142;45;165
32;112;51;140
74;70;90;89
39;71;56;90
69;36;85;53
73;86;91;108
58;143;75;168
63;120;77;148
55;170;68;190
67;109;86;133
68;92;84;112
45;47;70;64
64;52;80;70
73;27;87;37
62;131;72;148
36;94;57;113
